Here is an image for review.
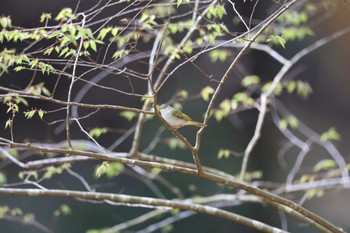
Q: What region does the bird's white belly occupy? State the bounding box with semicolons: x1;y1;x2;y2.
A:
161;110;185;128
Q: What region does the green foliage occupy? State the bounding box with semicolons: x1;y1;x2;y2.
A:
266;35;286;48
55;8;75;22
95;162;124;179
200;86;214;102
177;0;190;7
112;49;129;60
313;159;337;172
320;127;341;142
241;75;260;88
18;170;39;180
89;128;108;138
53;204;72;217
40;12;52;23
306;188;324;200
0;206;24;218
168;20;192;34
0;172;7;184
217;149;231;159
281;27;314;41
23;109;45;119
214;99;231;121
151;168;162;175
209;49;228;62
120;111;136;121
43;164;70;179
139;13;158;30
167;138;186;150
207;5;227;19
262;82;283;96
241;170;262;182
231;92;254;110
262;80;312;98
279;116;298;130
4;119;12;129
26;82;51;96
162;224;174;233
0;16;12;29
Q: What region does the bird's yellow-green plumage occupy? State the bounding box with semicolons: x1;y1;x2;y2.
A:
159;104;206;128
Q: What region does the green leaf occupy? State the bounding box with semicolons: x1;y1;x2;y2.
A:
279;119;288;130
320;127;341;142
231;92;254;109
40;13;52;23
177;0;189;7
200;86;214;102
296;81;312;99
89;40;97;52
241;75;260;87
168;138;186;150
95;162;124;179
214;99;231;121
279;116;298;130
24;109;36;119
105;162;124;178
150;168;162;175
55;8;75;21
95;161;109;178
120;111;136;121
209;49;228;62
267;35;286;48
88;128;107;138
0;172;7;185
43;166;63;179
313;159;337;172
54;204;71;217
218;149;231;159
286;81;296;93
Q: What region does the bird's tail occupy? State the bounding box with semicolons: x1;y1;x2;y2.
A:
186;121;206;128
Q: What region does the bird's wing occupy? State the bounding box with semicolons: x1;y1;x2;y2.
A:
172;109;192;121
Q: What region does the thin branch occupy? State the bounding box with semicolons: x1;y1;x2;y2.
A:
0;187;289;233
1;140;346;232
239;26;350;181
66;13;86;148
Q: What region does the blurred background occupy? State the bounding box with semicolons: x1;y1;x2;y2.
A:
1;0;350;232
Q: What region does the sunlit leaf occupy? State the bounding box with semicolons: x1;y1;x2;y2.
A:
320;127;341;142
200;86;214;102
313;159;337;172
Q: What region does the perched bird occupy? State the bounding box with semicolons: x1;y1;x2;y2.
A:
159;104;206;129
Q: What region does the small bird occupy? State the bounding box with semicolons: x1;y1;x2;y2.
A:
159;104;206;129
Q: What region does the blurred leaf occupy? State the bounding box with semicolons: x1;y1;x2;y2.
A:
313;159;337;172
0;172;7;185
105;162;124;178
279;116;298;130
89;128;107;138
217;149;231;159
200;86;214;102
120;111;136;121
209;49;228;62
168;138;185;150
0;206;10;218
53;204;71;217
241;75;260;87
95;162;124;179
267;35;286;48
151;168;162;175
95;161;109;178
320;127;341;142
43;166;63;179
